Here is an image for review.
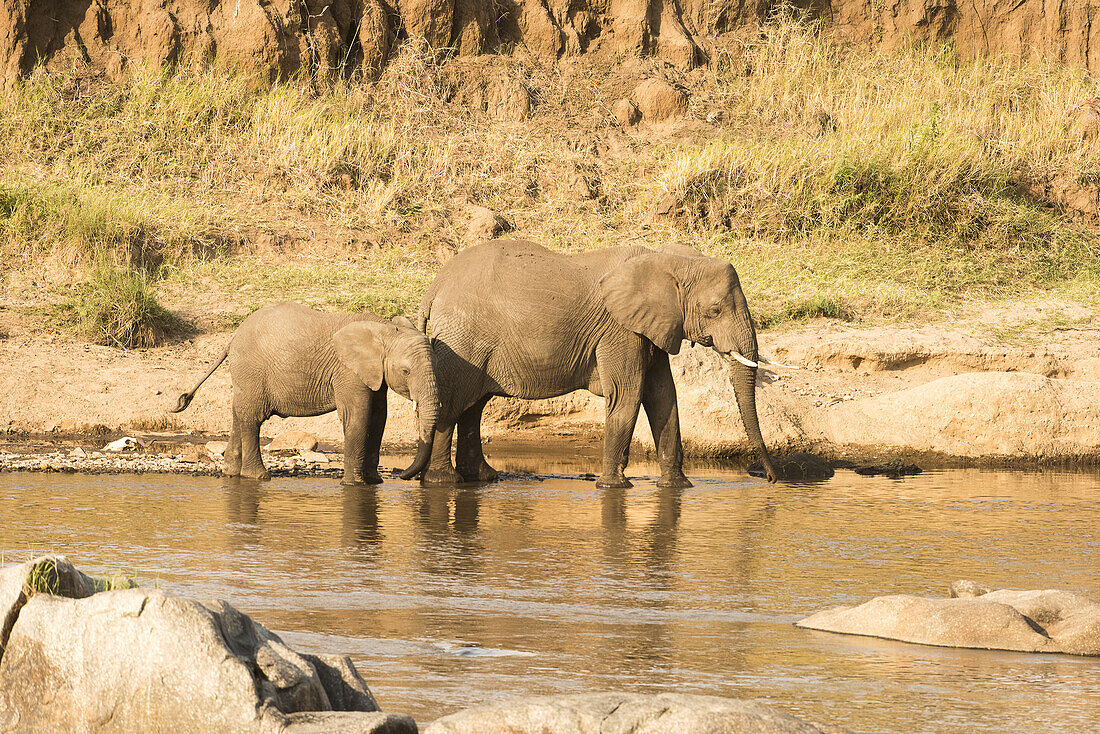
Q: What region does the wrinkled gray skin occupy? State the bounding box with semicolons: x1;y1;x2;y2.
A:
418;240;778;488
172;302;439;484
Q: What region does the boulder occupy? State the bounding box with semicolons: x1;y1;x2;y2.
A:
823;372;1100;460
424;692;846;733
0;559;416;733
631;79;689;122
1;556;110;659
268;429;320;452
797;583;1100;655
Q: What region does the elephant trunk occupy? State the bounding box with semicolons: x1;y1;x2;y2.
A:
400;362;439;480
728;288;777;483
729;358;777;483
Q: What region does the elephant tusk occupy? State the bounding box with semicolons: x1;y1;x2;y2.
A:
731;352;758;369
412;401;418;412
759;354;800;369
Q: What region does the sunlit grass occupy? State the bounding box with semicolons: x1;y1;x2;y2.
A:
1;15;1098;338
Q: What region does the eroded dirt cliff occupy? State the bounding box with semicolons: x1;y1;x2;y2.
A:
4;0;1099;88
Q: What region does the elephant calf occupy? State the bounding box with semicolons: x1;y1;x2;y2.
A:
172;302;439;484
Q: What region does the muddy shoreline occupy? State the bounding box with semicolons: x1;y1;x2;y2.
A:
3;430;1098;482
3;307;1099;472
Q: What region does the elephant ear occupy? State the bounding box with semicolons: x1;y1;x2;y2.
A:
390;314;416;330
598;252;685;354
333;321;391;390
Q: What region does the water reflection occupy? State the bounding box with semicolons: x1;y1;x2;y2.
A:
0;464;1098;733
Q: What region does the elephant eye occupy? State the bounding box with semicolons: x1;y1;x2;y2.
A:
706;305;722;318
402;367;411;376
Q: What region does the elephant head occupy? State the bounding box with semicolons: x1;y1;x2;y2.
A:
333;321;440;480
598;245;778;482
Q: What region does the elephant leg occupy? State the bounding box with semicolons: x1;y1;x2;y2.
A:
224;418;243;477
597;371;644;490
421;416;462;487
236;409;270;481
642;352;692;489
455;395;498;482
337;389;376;486
362;388;387;484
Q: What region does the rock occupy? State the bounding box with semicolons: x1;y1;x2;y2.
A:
949;580;994;598
299;450;330;463
68;447;86;458
0;561;417;732
103;436;139;452
268;430;319;452
631;79;689;122
851;460;921;477
797;584;1100;655
748;452;834;481
823;372;1100;460
467;206;511;241
613;98;640;126
179;444;215;464
206;441;229;457
1069;99;1100;142
1;556;106;659
424;692;844;733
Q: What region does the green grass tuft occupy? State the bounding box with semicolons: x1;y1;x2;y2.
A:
63;260;186;349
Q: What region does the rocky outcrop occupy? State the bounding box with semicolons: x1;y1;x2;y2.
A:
0;556;416;733
797;582;1100;656
424;692;848;733
813;0;1100;77
7;0;1100;88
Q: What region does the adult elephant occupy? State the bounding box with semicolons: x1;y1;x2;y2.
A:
172;302;439;484
417;240;778;487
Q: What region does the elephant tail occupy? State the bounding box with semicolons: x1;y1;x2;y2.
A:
171;343;230;413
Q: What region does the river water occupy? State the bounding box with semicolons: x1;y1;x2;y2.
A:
1;454;1098;733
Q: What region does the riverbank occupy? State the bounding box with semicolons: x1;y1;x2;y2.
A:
2;298;1097;473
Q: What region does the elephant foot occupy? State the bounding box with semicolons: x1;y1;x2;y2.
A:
341;472;383;487
240;467;271;481
657;471;693;489
596;473;633;489
458;460;499;483
421;465;463;487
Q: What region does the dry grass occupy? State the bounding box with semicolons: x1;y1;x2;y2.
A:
1;15;1099;340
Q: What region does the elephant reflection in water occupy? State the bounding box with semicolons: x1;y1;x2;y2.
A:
342;485;383;552
224;477;262;549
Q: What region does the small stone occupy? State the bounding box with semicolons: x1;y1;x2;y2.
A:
151;389;162;396
205;441;228;457
467;205;511;242
102;437;139;452
68;448;87;458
